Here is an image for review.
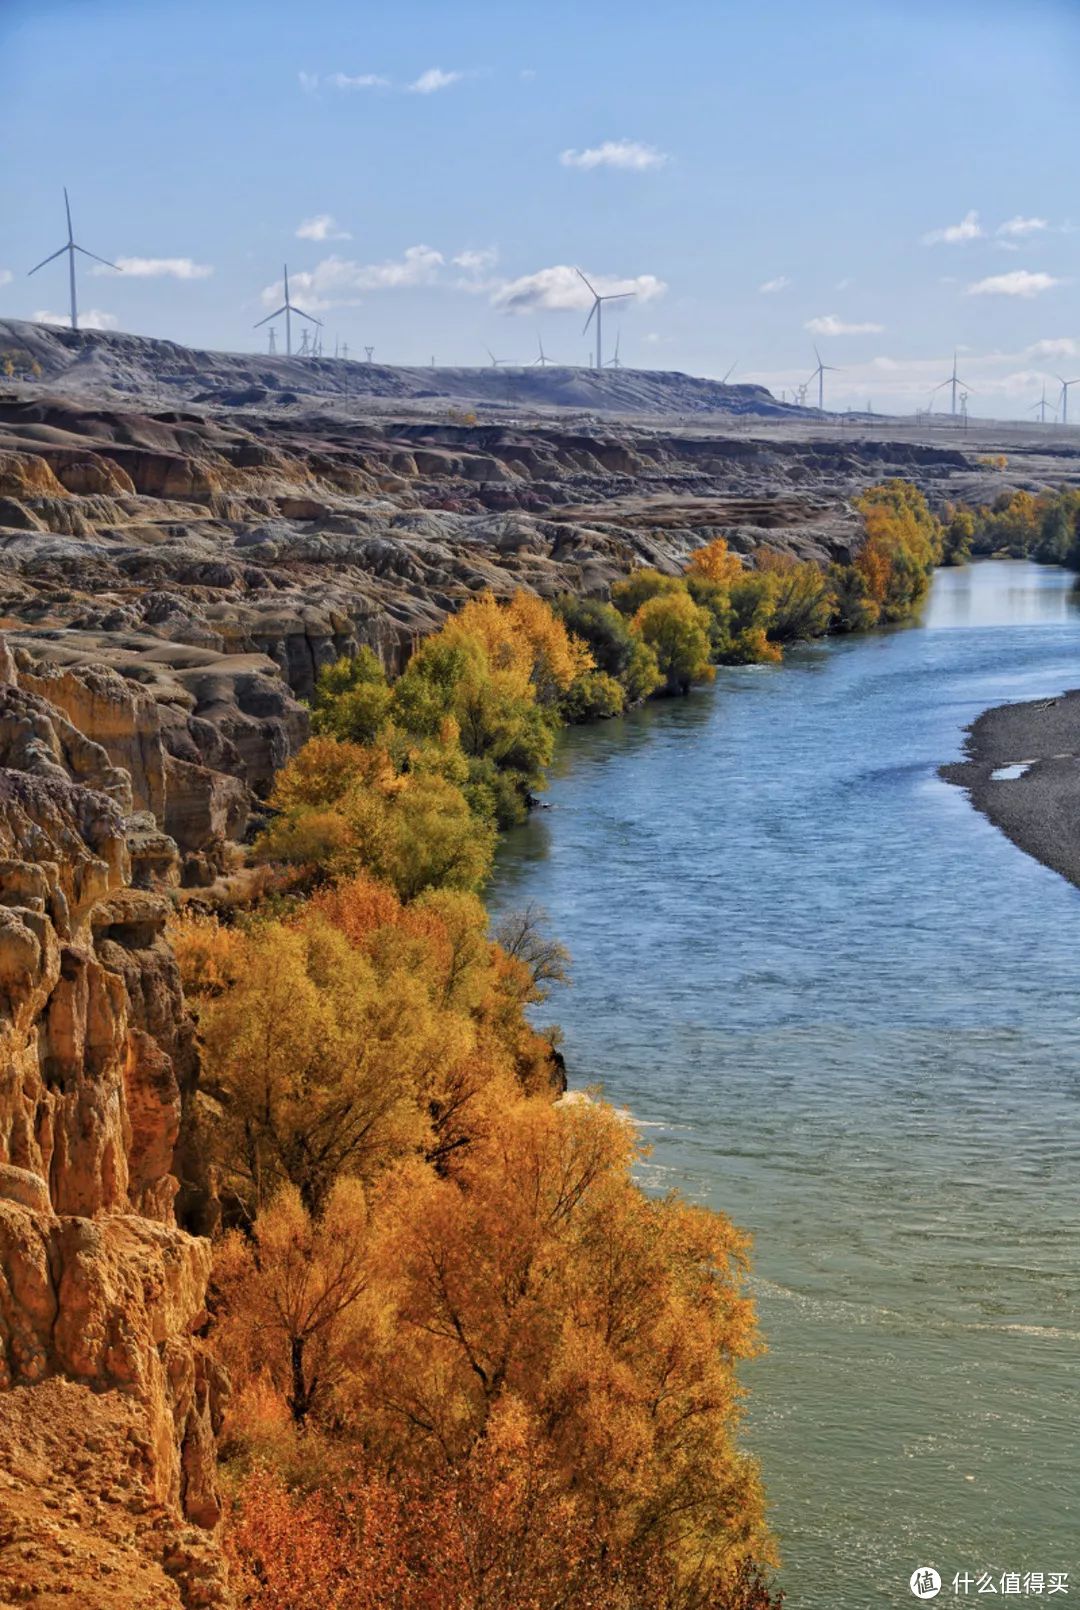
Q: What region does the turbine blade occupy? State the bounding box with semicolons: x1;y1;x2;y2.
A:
254;306;287;327
575;266;597;297
294;307;323;325
64;186;73;242
600;291;634;304
582;305;596;335
27;245;68;276
74;245;121;271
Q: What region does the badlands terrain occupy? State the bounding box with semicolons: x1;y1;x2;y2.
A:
2;318;1080;1605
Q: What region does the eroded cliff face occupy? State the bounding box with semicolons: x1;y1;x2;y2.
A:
0;638;229;1608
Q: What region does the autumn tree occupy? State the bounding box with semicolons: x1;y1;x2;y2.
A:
310;647;392;744
631;590;715;694
215;1179;369;1426
686;535;745;587
256;734;495;896
553;594;662;714
610;568;682;616
343;1098;774;1605
753;550;835;641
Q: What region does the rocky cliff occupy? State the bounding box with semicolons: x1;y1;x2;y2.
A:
0;638;229;1608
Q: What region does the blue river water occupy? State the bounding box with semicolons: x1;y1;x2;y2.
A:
487;561;1080;1608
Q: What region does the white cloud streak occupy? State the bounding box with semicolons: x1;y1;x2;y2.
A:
326;71;389;89
261;247;445;311
92;257;212;280
923;209;983;245
492;264;666;314
967;269;1065;299
296;214;351;242
998;216;1048;238
409;67;464;94
560;139;668;171
35;308;117;330
0;269;12;288
805;314;885;336
759;275;791;294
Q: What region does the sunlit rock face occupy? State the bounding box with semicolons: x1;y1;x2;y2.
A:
0;637;230;1609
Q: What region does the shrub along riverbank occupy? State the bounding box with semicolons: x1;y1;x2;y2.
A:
940;485;1080;568
179;477;945;1609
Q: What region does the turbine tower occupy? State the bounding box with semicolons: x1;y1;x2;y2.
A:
253;265;321;357
933;351;973;418
267;327;277;355
576;267;633;372
808;346;839;411
1057;376;1080;425
1029;385;1056;425
27;187;121;331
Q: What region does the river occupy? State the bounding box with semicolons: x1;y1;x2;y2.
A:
487;561;1080;1607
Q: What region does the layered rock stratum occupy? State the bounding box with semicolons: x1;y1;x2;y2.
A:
0;638;228;1608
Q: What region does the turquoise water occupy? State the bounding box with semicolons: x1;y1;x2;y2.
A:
488;562;1080;1608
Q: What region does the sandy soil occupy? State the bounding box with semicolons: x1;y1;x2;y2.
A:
941;689;1080;888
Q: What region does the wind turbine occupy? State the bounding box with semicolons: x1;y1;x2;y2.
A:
254;265;321;357
1029;385;1056;424
27;187;121;332
1057;376;1080;425
933;351;974;417
485;346;511;367
808;345;839;411
605;331;624;369
576;267;634;372
532;334;553;367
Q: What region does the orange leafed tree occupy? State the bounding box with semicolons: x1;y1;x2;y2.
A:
686;535;745;587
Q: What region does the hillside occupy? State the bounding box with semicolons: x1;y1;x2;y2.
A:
0;318;802;417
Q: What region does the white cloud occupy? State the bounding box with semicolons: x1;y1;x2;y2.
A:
492;264;667;314
296;214;351;242
967;269;1064;299
453;247;499;274
298;70;319;93
409;67;463;94
0;269;12;288
92;256;212;280
560;139;668;171
35;308;117;330
759;275;791;294
326;71;389;89
805;314;885;336
922;209;983;245
998;216;1048;238
1028;338;1080;359
262;247;445;311
835;277;854;291
644;332;661;344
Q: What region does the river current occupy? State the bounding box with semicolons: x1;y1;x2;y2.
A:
488;561;1079;1607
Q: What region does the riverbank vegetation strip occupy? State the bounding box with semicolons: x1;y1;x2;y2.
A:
180;478;944;1608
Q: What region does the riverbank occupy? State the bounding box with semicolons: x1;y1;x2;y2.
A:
940;687;1080;888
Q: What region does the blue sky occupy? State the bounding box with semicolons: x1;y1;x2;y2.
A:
3;0;1079;415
